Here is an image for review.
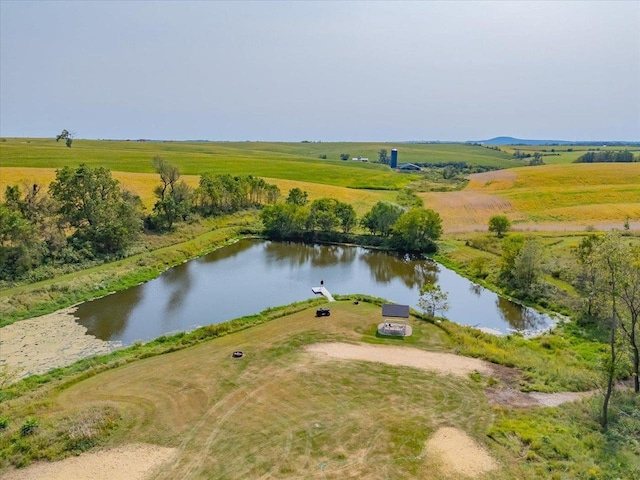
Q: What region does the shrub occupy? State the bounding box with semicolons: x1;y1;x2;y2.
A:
20;418;39;436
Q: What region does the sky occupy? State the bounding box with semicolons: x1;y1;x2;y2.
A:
1;1;639;142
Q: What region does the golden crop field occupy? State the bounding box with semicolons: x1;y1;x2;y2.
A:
422;163;640;231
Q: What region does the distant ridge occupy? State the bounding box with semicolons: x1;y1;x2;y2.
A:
478;136;573;146
475;136;639;146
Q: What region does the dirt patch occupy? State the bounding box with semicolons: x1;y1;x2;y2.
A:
307;343;590;408
485;387;591;408
2;443;177;480
0;307;121;382
305;342;493;377
425;427;498;478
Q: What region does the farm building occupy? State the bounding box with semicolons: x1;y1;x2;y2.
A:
351;156;369;162
397;163;421;171
378;304;412;337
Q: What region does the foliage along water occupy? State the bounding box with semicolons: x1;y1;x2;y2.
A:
75;239;554;345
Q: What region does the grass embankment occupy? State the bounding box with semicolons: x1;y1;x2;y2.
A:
1;299;638;479
0;213;260;326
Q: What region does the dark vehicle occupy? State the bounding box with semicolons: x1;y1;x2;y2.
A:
315;308;331;317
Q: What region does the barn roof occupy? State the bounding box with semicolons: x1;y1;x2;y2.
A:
382;304;410;318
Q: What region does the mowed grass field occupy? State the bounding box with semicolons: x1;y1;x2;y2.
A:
5;301;525;480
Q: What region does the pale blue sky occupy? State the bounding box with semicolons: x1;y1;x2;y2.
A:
1;1;638;141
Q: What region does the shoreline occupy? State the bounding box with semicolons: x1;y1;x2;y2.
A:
0;307;121;383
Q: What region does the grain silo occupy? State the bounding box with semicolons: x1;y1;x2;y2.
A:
390;149;398;168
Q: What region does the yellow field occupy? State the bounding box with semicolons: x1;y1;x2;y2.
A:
0;168;393;214
3;162;639;232
422;163;640;231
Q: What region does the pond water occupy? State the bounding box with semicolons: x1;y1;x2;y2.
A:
75;239;554;345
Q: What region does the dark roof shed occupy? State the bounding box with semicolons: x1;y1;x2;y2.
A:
382;304;410;318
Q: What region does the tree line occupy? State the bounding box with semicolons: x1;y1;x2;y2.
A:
261;188;443;253
575;150;638;163
0;159;280;281
574;232;640;428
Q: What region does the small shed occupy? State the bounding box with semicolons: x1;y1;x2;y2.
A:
378;304;412;337
382;304;410;318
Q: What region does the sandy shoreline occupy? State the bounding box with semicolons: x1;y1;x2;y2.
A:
0;307;121;382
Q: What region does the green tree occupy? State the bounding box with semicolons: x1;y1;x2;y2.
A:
574;234;605;322
49;164;142;254
594;232;627;429
360;201;403;236
499;234;525;283
152;157;192;229
418;283;449;317
378;149;389;164
390;208;442;253
1;183;65;278
260;203;307;239
286;188;308;206
339;153;350;161
529;152;545;166
618;246;640;393
55;129;73;147
488;215;511;237
512;238;545;293
307;199;340;232
335;202;357;234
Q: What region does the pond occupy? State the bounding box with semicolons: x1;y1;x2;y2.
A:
76;239;555;345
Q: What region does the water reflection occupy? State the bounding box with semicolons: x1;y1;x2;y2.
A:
263;241;357;268
360;251;437;288
469;283;483;297
495;296;551;333
74;239;554;345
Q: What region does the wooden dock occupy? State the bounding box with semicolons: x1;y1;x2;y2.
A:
311;286;335;302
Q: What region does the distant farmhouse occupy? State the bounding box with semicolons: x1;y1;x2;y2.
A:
352;156;369;162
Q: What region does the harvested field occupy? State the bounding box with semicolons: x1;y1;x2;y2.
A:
423;163;640;231
421;190;521;232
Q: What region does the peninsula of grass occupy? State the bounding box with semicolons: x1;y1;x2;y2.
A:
1;298;637;479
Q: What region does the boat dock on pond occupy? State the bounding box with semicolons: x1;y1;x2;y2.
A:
311;286;335;302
